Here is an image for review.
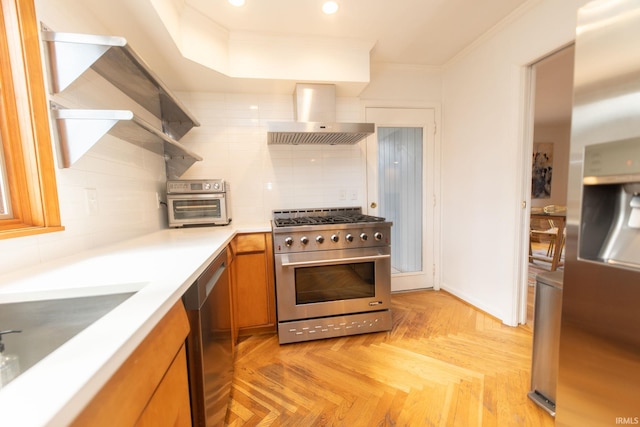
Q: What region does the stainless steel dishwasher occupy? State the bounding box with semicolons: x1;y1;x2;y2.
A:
183;249;233;427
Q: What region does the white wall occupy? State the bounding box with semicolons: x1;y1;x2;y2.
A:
175;92;369;222
1;0;593;329
0;1;168;273
440;0;590;324
362;64;443;102
0;1;443;275
175;63;444;223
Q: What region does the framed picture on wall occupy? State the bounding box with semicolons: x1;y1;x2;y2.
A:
532;142;553;199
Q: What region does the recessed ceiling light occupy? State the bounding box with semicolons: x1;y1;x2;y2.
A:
322;1;339;14
228;0;245;6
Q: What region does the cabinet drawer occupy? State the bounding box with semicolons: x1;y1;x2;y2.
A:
233;233;266;253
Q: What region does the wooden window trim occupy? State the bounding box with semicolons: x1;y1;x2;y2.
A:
0;0;63;239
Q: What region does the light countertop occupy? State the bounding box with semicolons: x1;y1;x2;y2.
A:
0;223;270;427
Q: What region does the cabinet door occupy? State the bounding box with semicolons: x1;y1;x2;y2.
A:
135;345;191;427
70;302;191;426
231;233;276;336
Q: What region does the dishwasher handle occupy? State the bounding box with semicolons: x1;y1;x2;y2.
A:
183;249;227;310
204;262;226;298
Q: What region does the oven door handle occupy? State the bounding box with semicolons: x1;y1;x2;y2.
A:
174;204;219;210
280;254;390;267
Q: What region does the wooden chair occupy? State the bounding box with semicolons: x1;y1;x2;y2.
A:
529;219;558;260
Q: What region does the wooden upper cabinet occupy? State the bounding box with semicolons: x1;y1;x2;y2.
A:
230;232;277;337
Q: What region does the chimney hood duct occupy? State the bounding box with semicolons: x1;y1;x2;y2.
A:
267;84;374;145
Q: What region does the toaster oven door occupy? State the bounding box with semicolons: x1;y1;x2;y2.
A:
168;193;228;227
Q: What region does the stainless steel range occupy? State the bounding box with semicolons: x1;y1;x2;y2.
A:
272;207;393;344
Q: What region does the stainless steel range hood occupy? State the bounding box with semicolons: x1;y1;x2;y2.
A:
267;84;374;145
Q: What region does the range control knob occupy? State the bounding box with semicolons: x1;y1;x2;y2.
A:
316;235;325;244
345;233;354;242
284;237;294;247
331;234;340;243
300;236;309;245
374;232;383;241
360;233;368;241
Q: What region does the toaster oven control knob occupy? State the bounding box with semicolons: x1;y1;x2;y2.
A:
360;232;368;241
331;234;339;243
374;232;383;241
345;233;354;242
316;235;325;244
284;237;294;247
300;236;309;245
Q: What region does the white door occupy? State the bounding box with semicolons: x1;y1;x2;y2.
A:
365;107;437;292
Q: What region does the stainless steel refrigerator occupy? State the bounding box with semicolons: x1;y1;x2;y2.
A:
556;0;640;425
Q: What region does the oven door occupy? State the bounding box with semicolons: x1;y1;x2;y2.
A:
168;193;228;227
274;246;391;321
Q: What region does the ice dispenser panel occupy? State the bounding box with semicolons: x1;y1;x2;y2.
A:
580;138;640;269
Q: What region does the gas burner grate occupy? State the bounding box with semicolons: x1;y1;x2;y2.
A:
274;217;322;227
273;212;386;227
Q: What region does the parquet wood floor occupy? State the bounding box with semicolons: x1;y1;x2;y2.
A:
225;290;554;427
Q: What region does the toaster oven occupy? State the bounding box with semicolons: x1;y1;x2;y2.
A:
167;179;231;227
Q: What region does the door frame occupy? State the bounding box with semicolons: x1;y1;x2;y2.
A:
516;43;575;325
516;64;536;326
361;100;442;291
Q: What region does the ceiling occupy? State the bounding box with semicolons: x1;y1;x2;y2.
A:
184;0;530;66
80;0;531;94
76;0;574;125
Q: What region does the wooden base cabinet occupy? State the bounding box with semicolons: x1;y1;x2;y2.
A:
230;232;277;338
70;301;192;427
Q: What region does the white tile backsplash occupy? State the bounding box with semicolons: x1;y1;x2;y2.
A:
178;91;369;222
0;71;167;273
0;87;368;275
31;136;167;265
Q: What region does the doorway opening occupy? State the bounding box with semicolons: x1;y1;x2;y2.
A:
522;44;574;327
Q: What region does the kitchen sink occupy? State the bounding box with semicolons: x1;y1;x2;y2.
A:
0;291;137;382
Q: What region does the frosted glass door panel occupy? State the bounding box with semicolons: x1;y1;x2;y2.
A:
365;107;437;292
378;127;423;273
